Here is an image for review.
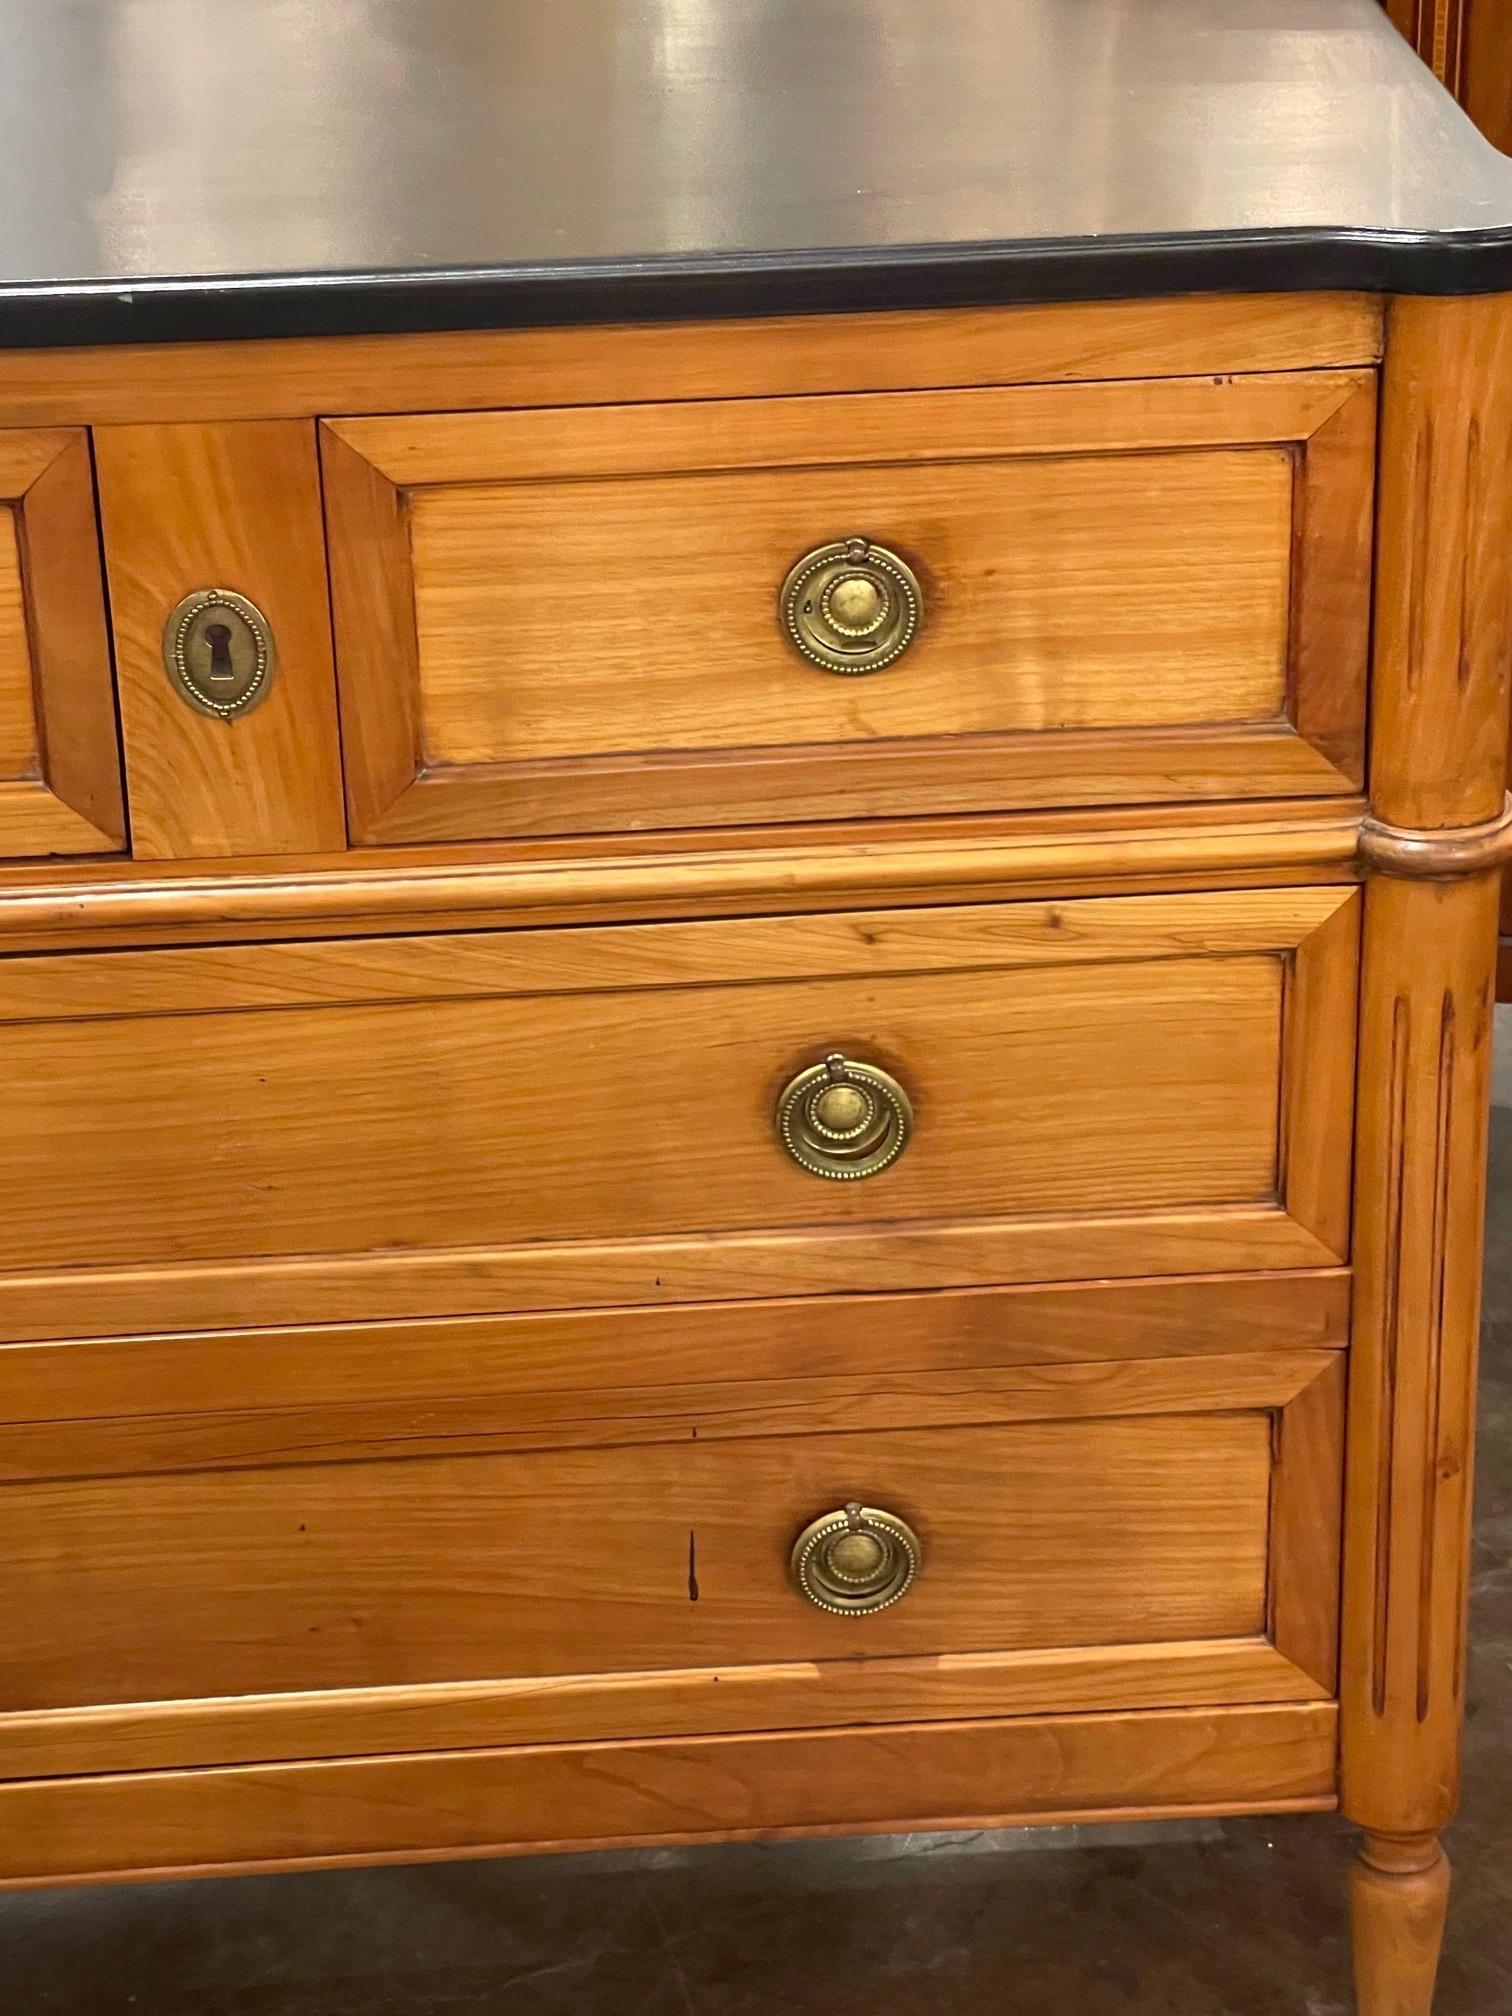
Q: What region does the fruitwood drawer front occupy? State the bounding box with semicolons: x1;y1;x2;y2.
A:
322;371;1375;843
0;886;1357;1343
0;1348;1344;1779
0;429;122;857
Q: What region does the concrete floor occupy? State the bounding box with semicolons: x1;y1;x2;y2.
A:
8;1047;1512;2014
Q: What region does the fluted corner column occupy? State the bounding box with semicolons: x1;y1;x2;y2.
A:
1343;293;1512;2015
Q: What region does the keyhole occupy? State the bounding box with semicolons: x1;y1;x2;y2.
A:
204;621;235;684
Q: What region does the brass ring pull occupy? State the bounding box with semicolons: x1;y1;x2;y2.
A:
775;1051;913;1180
780;536;923;674
791;1501;922;1615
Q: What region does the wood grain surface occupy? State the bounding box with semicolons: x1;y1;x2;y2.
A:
0;294;1383;427
0;1702;1339;1888
92;420;346;858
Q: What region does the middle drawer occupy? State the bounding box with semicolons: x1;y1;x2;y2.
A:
0;885;1356;1343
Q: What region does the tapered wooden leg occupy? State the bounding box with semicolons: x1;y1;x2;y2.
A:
1351;1834;1450;2016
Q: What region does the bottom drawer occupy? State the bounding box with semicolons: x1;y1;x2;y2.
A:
0;1341;1344;1782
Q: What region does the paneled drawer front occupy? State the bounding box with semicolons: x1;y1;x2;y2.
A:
323;371;1373;843
0;886;1356;1341
0;1345;1343;1775
0;429;122;857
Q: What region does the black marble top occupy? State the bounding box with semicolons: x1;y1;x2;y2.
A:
3;0;1512;348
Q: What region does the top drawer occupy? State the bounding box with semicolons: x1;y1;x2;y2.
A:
323;370;1375;845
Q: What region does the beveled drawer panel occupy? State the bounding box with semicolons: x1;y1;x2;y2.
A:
0;886;1356;1341
322;370;1374;843
0;1344;1343;1776
0;429;122;857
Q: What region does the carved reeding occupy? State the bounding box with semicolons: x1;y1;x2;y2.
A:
1365;985;1472;1731
1417;990;1455;1724
1359;793;1512;878
1371;992;1410;1721
1406;411;1433;697
1458;414;1481;695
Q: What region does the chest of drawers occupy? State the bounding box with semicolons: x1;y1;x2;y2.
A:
2;2;1512;2010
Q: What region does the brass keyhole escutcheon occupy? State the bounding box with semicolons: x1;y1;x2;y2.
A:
791;1502;922;1615
780;536;923;674
775;1051;913;1180
163;588;277;720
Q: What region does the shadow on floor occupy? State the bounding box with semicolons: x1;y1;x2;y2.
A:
8;1107;1512;2015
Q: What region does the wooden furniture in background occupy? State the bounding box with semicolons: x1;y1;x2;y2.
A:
1386;0;1512;150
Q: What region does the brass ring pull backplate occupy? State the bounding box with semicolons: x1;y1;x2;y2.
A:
791;1501;922;1615
775;1051;913;1180
163;587;277;721
780;536;923;674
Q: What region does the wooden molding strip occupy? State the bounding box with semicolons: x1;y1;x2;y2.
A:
0;1702;1338;1887
0;1641;1327;1781
0;1348;1336;1482
0;1207;1342;1346
0;807;1364;950
0;295;1384;429
0;1272;1351;1426
326;369;1370;483
1358;793;1512;878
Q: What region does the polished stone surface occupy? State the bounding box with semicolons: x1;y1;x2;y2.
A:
11;0;1511;282
7;1039;1512;2013
3;0;1512;343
